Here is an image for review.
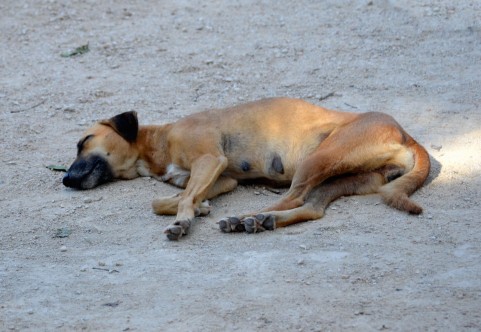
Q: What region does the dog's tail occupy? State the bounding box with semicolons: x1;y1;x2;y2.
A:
379;138;430;214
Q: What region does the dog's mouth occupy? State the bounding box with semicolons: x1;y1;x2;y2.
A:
63;154;113;189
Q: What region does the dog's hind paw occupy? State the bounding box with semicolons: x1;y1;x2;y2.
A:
219;217;245;233
244;214;276;233
219;214;276;234
164;220;190;240
194;200;211;217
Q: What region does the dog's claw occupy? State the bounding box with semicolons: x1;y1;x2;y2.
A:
164;220;190;240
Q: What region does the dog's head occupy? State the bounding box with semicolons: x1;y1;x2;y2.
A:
63;111;140;189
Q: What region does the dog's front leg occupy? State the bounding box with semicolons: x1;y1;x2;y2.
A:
152;176;238;216
164;154;228;240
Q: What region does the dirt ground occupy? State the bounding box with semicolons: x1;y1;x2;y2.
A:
1;0;480;331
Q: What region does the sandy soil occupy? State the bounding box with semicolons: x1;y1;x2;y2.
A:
1;0;480;331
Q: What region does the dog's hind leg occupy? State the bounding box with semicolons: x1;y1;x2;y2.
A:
262;115;408;213
164;154;228;240
220;170;391;233
152;176;238;216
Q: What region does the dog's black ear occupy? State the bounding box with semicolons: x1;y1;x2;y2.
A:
101;111;138;143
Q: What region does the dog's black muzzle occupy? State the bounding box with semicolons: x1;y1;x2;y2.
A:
63;154;113;189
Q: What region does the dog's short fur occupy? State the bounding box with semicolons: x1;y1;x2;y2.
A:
63;98;430;240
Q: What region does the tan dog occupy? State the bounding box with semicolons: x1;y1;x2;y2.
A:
63;98;430;240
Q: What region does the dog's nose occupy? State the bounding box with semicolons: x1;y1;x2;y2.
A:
62;172;75;188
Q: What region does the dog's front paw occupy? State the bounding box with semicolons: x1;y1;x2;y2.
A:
164;220;191;240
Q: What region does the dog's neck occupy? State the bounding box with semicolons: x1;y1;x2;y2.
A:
135;124;173;177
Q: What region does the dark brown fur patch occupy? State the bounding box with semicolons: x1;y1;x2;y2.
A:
102;111;138;143
240;161;251;172
221;134;233;153
271;153;284;174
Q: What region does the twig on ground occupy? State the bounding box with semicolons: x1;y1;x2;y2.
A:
344;102;358;109
92;267;120;273
11;99;46;113
318;92;335;101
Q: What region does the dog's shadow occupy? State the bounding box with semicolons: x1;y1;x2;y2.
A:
425;155;442;186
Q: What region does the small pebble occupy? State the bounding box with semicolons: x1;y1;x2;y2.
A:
80;266;88;272
60;246;67;252
297;259;305;265
98;261;106;266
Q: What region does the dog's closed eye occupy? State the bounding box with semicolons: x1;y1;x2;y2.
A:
77;135;94;155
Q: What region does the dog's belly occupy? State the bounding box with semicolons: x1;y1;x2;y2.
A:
222;147;307;182
220;132;325;182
